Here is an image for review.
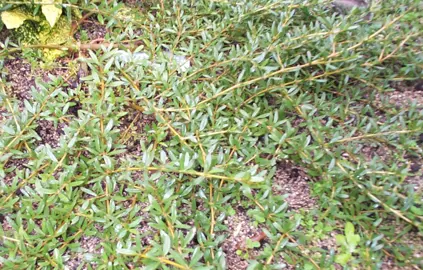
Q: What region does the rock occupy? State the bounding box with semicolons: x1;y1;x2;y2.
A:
410;163;421;173
331;0;372;21
116;50;191;73
414;80;423;91
333;0;368;9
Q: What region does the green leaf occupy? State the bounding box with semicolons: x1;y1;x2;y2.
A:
184;227;196;247
189;247;203;267
246;260;261;270
347;234;360;249
304;262;315;270
410;206;423;215
344;222;360;248
335;235;346;246
117;248;137;256
58;192;69;203
35;181;55;195
161;231;171;255
2;125;15;135
246;238;260;249
335;253;352;266
345;222;355;236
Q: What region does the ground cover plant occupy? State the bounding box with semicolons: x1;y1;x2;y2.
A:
0;0;422;269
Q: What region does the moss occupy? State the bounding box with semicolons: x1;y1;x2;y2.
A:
5;4;74;64
14;20;41;45
12;12;73;64
39;17;73;62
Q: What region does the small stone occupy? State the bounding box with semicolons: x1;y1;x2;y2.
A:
333;0;368;9
415;80;423;91
410;163;421;173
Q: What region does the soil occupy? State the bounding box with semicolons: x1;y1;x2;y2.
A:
356;143;397;168
0;29;12;43
2;157;29;186
220;160;317;269
123;0;143;8
5;58;71;95
370;80;423;115
117;107;156;157
403;153;423;193
64;236;102;270
272;161;316;211
385;80;423;108
74;20;108;41
380;218;423;270
134;201;156;246
35;120;66;148
221;209;291;269
4;58;38;101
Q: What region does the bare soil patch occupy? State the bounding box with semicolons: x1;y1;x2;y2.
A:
4;58;37;101
272;161;316;211
373;80;423;110
65;236;102;270
2;157;29;186
4;58;71;102
35;120;66;148
220;159;317;269
118;107;156;156
386;80;423;108
221;208;270;270
74;21;108;41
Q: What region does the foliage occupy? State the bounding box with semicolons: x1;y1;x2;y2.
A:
335;222;361;266
0;1;78;62
0;0;422;269
1;1;63;30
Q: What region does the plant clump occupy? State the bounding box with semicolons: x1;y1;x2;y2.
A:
0;0;422;269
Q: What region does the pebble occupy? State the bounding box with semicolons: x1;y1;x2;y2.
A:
116;50;191;73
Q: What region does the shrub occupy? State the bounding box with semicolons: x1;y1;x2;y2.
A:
0;0;422;268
